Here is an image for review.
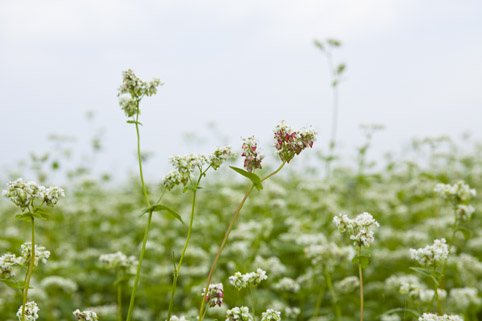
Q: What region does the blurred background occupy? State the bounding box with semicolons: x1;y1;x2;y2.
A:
1;0;482;182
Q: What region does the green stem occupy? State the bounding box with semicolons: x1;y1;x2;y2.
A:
126;109;152;321
249;287;256;319
325;269;342;321
199;161;288;321
118;281;123;321
313;279;326;318
21;218;35;321
433;266;442;314
166;174;202;321
357;247;364;321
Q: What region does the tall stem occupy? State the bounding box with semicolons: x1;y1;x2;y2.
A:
325;269;342;321
117;281;123;321
433;265;442;314
313;280;326;318
357;247;364;321
249;287;256;319
198;161;288;321
126;110;152;321
166;174;202;321
21;218;35;321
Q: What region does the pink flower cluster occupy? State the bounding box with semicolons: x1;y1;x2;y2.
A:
241;136;264;173
274;121;317;163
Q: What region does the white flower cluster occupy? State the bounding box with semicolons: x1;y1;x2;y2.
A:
335;276;360;294
386;275;421;297
410;239;448;266
450;287;481;310
73;309;99;321
273;121;317;162
163;147;235;191
274;277;300;293
19;242;50;267
170;316;189;321
41;276;78;293
202;283;224;308
333;212;380;248
0;253;21;279
117;69;162;117
261;309;281;321
2;178;65;210
241;136;264;172
434;181;476;203
418;313;462;321
226;306;253;321
456;204;475;221
17;301;39;321
229;268;268;290
99;251;138;270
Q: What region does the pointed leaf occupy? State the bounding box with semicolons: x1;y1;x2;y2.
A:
15;213;32;222
229;166;263;191
141;204;183;224
1;278;28;289
126;120;143;126
32;208;50;220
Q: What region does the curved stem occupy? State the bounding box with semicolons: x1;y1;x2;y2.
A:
313;279;326;318
126;109;152;321
357;247;364;321
21;218;35;321
325;269;342;321
166;174;202;321
199;161;288;321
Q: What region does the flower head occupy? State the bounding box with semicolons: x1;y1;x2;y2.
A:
333;212;379;248
229;268;268;290
273;121;317;162
73;309;99;321
226;306;253;321
99;251;138;270
410;239;448;267
0;253;21;279
202;283;224;308
17;301;39;321
2;178;64;210
241;136;264;172
18;243;50;267
418;313;462;321
434;181;476;204
261;309;281;321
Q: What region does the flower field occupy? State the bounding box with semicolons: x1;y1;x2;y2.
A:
1;71;481;321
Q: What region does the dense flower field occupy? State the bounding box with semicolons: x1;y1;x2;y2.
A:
1;70;481;321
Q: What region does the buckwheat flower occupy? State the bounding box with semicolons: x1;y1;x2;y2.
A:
202;283;224;308
273;121;317;162
208;146;236;170
73;309;99;321
261;309;281;321
274;277;300;293
333;212;379;248
226;306;253;321
229;269;268;290
119;96;138;117
450;287;481;310
18;243;50;267
170;316;189;321
99;251;138;270
434;181;476;203
3;178;40;210
418;313;463;321
335;276;360;294
162;170;185;191
456;204;475;221
304;243;354;268
40;186;65;207
16;301;39;321
0;253;20;279
241;136;264;172
410;239;448;266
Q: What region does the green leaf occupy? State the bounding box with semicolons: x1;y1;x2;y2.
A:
457;225;472;240
141;204;183;224
31;208;50;220
352;255;371;268
409;267;440;286
229;166;263;191
15;213;32;222
1;278;28;289
126;120;143;126
183;185;203;193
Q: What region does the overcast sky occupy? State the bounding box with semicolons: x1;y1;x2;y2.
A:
1;0;481;182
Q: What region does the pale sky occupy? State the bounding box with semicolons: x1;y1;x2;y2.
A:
1;0;481;181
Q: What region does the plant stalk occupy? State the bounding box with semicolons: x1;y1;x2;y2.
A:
21;217;35;321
